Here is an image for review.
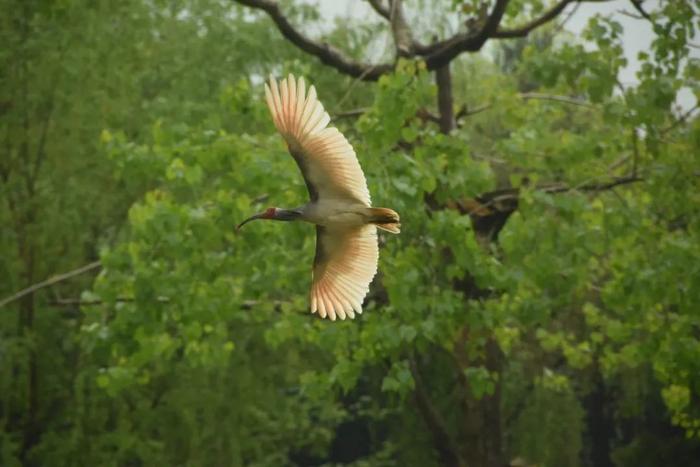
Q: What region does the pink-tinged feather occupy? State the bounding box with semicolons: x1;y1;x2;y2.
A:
310;225;378;320
264;75;371;206
260;75;401;320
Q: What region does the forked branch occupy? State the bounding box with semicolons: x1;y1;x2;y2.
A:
235;0;611;78
493;0;573;38
233;0;392;80
366;0;390;20
424;0;511;69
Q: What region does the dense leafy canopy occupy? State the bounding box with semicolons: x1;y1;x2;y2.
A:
1;1;699;466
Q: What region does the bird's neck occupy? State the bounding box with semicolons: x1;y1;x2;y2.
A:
273;208;304;221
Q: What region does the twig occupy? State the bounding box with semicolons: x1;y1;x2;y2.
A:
630;0;653;22
660;105;699;136
493;0;573;39
618;9;645;20
0;261;101;309
456;104;493;120
520;92;593;108
553;1;581;34
333;91;592;123
457;175;644;217
332;108;368;120
424;0;511;70
366;0;390;20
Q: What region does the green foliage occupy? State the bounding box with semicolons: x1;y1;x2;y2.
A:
513;380;585;467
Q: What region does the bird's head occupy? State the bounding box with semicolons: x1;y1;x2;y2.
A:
237;207;301;230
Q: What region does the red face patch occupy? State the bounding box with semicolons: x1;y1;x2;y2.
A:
264;207;276;218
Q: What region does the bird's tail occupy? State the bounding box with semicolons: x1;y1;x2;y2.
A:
366;207;401;234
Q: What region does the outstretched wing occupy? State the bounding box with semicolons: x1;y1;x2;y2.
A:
311;225;379;320
264;74;371;206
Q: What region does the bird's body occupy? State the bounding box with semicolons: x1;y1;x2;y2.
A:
238;74;400;320
302;199;368;228
301;201;398;230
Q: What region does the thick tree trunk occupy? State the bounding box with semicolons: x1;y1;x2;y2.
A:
432;58;505;467
435;64;455;134
410;357;466;467
584;374;614;467
456;331;504;467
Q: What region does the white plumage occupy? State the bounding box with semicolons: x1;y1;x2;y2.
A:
239;74;400;320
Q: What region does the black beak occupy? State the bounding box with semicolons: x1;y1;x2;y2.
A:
236;213;265;231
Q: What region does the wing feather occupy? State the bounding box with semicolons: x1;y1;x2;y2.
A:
311;225;379;320
265;74;371;206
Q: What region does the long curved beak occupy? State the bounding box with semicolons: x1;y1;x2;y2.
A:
236;212;265;231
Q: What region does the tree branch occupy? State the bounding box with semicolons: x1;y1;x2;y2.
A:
389;0;416;56
332;92;593;122
233;0;393;80
660;104;698;136
424;0;511;70
0;261;101;309
332;108;368;120
458;175;644;217
493;0;573;38
366;0;390;20
520;92;594;108
629;0;653;22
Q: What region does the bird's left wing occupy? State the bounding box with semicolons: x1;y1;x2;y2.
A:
264;74;371;206
311;225;379;320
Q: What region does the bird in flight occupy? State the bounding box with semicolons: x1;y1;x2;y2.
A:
238;74;400;321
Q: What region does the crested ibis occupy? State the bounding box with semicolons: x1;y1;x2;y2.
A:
237;74;400;320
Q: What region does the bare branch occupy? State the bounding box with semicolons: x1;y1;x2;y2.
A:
494;0;616;39
457;103;492;119
390;0;415;56
416;107;441;124
618;8;645;20
0;261;101;309
660;104;699;136
630;0;653;22
332;108;369;120
544;174;643;194
520;92;594;108
424;0;511;70
233;0;392;80
333;92;593;122
366;0;390;20
493;0;573;38
465;175;644;215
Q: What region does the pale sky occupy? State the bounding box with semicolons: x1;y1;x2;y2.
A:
310;0;697;111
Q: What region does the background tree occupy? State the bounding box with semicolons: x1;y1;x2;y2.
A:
1;1;699;466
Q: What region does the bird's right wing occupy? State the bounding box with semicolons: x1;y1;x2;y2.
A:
311;225;379;320
264;74;371;206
